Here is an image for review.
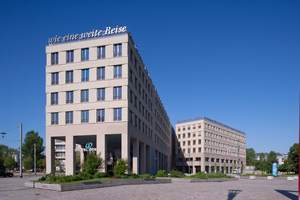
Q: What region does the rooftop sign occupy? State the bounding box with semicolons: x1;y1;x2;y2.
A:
48;25;127;45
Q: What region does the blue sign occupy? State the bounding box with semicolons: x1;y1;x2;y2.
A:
85;142;93;148
272;163;278;176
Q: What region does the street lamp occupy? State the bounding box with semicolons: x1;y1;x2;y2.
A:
237;140;240;174
188;144;191;174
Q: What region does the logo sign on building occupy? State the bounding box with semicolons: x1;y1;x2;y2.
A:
75;142;96;152
272;163;278;176
49;25;127;45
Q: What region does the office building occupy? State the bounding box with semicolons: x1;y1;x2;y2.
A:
46;26;172;175
175;117;246;174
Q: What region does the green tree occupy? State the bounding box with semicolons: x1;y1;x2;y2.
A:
4;153;17;169
246;148;257;166
286;143;299;174
37;157;46;170
0;145;9;167
22;130;45;169
114;158;131;176
82;152;104;175
55;159;62;169
265;151;277;173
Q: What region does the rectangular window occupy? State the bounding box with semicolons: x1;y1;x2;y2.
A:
66;51;74;63
134;59;137;70
97;109;105;122
130;90;133;103
135;116;137;127
66;71;73;83
51;93;58;105
81;48;89;61
135;78;137;90
114;44;122;57
51;52;58;65
82;69;89;82
51;113;58;124
81;110;89;123
198;148;201;153
114;66;122;78
114;108;122;121
81;90;89;102
129;70;133;82
97;46;105;59
97;88;105;101
66;111;73;124
97;67;105;80
129;110;133;123
113;87;122;100
66;91;73;103
51;72;59;85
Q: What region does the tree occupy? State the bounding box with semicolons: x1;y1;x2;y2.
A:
114;158;130;176
4;153;17;169
266;151;277;173
286;143;299;174
82;152;104;175
246;148;257;166
37;157;46;170
55;159;62;169
22;130;45;169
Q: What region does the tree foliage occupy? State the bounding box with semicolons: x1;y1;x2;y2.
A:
114;158;131;176
82;152;104;175
246;148;257;166
4;153;18;169
286;143;299;174
22;130;45;169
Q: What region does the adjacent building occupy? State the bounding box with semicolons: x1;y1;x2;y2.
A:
175;117;246;174
46;26;172;175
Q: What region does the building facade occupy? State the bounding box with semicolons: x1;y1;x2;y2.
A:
175;117;246;174
46;27;172;175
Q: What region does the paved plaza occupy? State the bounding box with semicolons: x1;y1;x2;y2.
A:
0;173;298;200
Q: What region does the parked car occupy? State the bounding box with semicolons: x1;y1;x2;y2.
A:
0;169;14;177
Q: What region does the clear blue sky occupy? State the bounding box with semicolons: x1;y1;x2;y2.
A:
0;0;299;154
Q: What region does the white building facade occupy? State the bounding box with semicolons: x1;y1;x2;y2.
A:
175;117;246;174
46;26;172;175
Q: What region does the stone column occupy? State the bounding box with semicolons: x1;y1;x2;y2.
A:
97;134;106;172
46;136;55;175
132;139;139;174
65;135;75;175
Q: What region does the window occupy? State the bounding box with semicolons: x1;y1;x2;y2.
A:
51;93;58;105
188;133;191;138
134;96;137;108
97;109;105;122
114;108;122;121
114;44;122;57
130;90;133;103
135;78;137;89
129;69;133;82
114;66;122;78
198;148;201;152
81;48;89;61
51;72;59;85
113;87;122;100
134;59;137;69
51;113;58;124
211;158;215;162
178;134;180;139
81;90;89;102
51;52;58;65
82;69;89;81
196;157;201;161
66;51;74;63
97;46;105;59
205;157;209;162
66;71;73;83
66;111;73;124
129;110;133;123
193;148;196;153
193;140;196;145
81;110;89;123
198;139;201;144
97;67;105;80
97;88;105;101
66;91;73;103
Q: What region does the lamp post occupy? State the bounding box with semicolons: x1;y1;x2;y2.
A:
237;140;240;174
188;144;191;174
20;123;22;178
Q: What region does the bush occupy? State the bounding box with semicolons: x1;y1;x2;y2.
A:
82;152;104;175
94;172;109;178
169;170;183;178
114;159;131;176
156;170;167;177
78;172;93;180
62;175;71;182
142;174;151;179
38;176;46;181
129;173;140;179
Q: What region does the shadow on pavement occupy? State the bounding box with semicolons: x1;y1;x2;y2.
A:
275;190;298;200
227;190;242;200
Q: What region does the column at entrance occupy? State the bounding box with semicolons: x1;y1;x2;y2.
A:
132;139;139;174
97;134;106;172
65;135;75;175
46;136;55;175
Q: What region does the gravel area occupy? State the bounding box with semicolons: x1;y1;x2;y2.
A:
0;173;298;200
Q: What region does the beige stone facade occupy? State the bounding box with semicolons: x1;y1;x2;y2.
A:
175;117;246;174
46;31;172;175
